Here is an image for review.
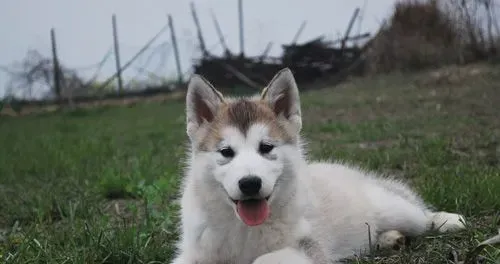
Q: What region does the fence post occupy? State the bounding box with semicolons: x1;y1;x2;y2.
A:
238;0;245;56
112;14;124;94
190;2;208;56
168;14;183;87
50;28;61;101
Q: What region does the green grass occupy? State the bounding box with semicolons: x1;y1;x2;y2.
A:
1;64;500;263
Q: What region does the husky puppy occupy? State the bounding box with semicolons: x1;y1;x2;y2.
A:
170;68;466;264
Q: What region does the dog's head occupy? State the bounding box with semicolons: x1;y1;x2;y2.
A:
185;68;304;226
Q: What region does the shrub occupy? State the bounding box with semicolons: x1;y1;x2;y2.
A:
365;0;499;73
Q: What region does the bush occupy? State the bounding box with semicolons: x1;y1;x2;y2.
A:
365;0;500;73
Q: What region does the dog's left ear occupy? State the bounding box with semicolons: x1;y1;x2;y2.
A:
261;68;302;133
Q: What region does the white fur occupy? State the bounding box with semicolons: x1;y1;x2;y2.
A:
171;68;466;264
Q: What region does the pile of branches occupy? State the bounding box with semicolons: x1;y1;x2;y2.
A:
281;36;366;83
193;36;367;91
192;54;283;92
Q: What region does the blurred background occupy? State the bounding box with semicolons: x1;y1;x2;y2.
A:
1;0;498;110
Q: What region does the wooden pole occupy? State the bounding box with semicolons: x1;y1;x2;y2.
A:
291;21;307;45
112;14;124;94
190;2;208;56
50;28;61;100
259;42;273;61
341;8;360;50
210;9;230;55
168;14;183;86
97;23;170;91
238;0;244;56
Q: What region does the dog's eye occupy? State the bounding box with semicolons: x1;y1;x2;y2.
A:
218;147;235;158
258;142;274;154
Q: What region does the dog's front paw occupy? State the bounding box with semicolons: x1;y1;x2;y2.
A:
252;247;312;264
430;212;466;233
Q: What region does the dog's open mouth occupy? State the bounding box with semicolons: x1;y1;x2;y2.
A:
231;196;270;226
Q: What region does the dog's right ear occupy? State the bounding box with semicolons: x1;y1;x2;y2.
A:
186;75;224;140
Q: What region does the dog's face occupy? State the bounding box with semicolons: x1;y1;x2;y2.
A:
185;68;303;226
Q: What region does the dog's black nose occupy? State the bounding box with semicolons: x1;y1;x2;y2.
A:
238;176;262;196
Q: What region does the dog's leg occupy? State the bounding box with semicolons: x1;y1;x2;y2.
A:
252;247;313;264
374;211;466;252
426;211;466;233
376;207;466;237
373;210;466;253
373;180;467;237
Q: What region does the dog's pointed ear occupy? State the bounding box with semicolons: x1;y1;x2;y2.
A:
261;68;302;132
186;74;224;140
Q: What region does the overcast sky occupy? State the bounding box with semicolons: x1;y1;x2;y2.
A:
0;0;397;98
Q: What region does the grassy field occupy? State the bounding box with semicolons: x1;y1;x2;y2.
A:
1;64;499;263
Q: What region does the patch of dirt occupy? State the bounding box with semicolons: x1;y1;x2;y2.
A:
415;63;496;86
100;198;146;226
345;139;401;150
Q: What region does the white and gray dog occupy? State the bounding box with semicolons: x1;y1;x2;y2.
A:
170;68;466;264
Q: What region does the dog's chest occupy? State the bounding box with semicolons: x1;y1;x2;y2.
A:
199;223;296;263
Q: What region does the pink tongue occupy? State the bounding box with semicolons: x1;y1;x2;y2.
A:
236;199;270;226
